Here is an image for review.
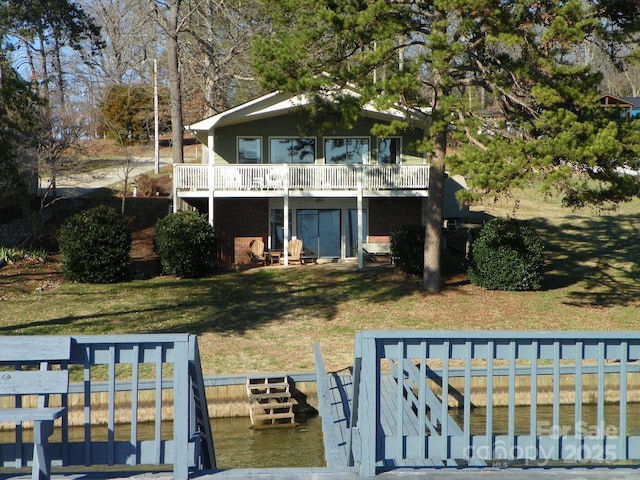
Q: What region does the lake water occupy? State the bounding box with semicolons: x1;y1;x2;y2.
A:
2;404;638;469
211;414;325;469
212;403;640;468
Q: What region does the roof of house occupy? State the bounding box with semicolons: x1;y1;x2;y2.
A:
622;97;640;109
600;94;640;109
186;89;430;133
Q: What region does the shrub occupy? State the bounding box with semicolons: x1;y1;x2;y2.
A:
136;174;155;196
135;174;172;197
468;217;545;291
0;247;49;264
59;205;131;283
153;211;216;278
390;224;424;276
154;176;172;196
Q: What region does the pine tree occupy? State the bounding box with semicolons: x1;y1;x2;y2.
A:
254;0;640;292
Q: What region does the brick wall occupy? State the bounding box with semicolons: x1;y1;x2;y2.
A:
208;197;421;265
213;199;269;265
369;198;422;241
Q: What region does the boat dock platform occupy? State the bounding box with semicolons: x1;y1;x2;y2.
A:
314;331;640;476
1;331;640;479
2;466;640;479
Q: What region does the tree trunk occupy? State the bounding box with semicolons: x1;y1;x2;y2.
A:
166;0;184;164
423;129;446;293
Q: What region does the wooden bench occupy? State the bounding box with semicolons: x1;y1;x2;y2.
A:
362;243;392;263
0;336;71;480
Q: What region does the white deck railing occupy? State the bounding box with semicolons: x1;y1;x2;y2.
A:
174;164;429;192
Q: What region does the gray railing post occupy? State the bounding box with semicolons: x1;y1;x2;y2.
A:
348;332;363;467
173;336;190;480
358;332;379;476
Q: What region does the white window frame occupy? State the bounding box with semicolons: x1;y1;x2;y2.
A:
377;137;402;164
268;137;317;164
237;137;262;164
323;137;370;164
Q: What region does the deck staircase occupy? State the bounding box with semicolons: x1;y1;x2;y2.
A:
246;376;296;428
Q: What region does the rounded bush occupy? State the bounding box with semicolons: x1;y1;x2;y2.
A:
59;205;131;283
468;217;545;291
153;211;216;278
390;224;424;276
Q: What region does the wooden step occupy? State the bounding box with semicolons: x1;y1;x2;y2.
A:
247;376;288;384
250;403;295;412
246;375;296;428
249;392;292;401
249;396;294;405
247;382;290;390
250;412;295;421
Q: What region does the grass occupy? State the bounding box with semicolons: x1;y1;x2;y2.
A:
1;187;639;376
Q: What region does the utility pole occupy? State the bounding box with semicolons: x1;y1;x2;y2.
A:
153;58;160;174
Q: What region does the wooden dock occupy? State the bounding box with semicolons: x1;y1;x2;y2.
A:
314;332;640;476
316;368;478;471
2;465;640;479
2;332;640;479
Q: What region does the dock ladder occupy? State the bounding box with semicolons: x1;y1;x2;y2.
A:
246;375;296;427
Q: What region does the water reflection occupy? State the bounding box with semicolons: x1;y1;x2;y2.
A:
450;403;640;436
211;414;325;469
3;403;637;470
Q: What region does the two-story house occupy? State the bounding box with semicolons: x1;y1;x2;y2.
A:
173;90;468;267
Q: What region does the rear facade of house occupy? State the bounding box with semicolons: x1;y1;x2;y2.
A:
173;92;467;267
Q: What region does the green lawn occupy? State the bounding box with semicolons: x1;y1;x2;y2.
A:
1;187;638;375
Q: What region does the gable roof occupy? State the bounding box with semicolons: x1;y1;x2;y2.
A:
186;90;429;134
600;94;638;109
622;97;640;109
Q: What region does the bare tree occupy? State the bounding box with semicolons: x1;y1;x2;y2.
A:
151;0;184;164
80;0;159;86
181;0;268;118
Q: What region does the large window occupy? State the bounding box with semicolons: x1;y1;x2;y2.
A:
270;138;315;164
324;138;369;164
378;137;401;164
238;137;261;163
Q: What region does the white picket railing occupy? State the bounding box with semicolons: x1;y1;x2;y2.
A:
173;164;430;192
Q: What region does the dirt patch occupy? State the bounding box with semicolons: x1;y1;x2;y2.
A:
130;225;162;279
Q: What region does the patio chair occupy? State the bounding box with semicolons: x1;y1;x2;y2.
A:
249;239;266;266
265;169;285;189
286;238;303;265
222;169;242;189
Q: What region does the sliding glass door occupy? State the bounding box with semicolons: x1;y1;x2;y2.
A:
296;209;341;259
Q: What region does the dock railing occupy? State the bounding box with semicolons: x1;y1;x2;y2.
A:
351;331;640;476
0;334;215;480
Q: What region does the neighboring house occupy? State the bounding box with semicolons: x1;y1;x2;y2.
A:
600;94;640;119
173;90;468;267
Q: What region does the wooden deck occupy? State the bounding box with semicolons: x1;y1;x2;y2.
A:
2;333;640;479
314;333;640;476
202;468;640;479
2;465;640;480
318;370;478;471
